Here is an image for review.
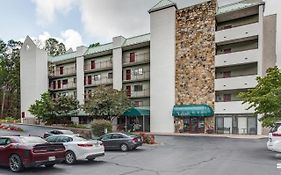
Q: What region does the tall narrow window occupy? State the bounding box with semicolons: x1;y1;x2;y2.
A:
62;79;68;85
126;86;131;97
53;81;56;90
57;80;61;89
130;52;135;62
108;72;113;79
59;66;64;75
91;60;95;69
88;75;92;85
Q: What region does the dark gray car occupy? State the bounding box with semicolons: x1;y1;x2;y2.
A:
99;133;142;152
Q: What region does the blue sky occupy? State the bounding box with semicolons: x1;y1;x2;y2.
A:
0;0;279;51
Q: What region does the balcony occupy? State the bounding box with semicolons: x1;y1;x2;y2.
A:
84;60;112;73
85;78;113;87
49;82;76;91
123;71;150;83
215;23;260;44
215;75;257;91
49;67;76;78
127;89;150;99
215;101;255;114
215;49;259;67
123;52;150;67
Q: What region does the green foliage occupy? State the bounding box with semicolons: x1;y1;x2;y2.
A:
29;92;80;123
89;42;100;48
239;66;281;127
91;120;112;137
44;38;66;56
65;123;88;129
84;86;132;120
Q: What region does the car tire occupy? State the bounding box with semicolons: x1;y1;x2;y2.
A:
120;143;129;152
45;163;55;168
65;151;76;165
9;154;23;172
87;158;95;161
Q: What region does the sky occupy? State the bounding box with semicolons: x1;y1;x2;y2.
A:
0;0;279;51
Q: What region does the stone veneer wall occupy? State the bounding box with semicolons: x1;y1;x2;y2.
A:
175;0;216;131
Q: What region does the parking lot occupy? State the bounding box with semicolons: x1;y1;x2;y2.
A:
0;126;279;175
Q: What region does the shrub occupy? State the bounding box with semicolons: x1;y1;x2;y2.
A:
91;120;112;137
138;132;156;144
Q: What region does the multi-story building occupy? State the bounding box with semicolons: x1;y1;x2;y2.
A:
20;0;277;135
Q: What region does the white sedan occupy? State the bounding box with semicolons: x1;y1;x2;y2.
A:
267;122;281;152
46;135;104;164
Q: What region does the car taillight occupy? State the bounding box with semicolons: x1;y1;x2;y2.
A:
78;144;93;147
272;133;281;136
33;149;48;153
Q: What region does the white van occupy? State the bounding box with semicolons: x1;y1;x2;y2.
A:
267;122;281;152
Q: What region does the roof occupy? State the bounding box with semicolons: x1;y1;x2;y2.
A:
123;107;150;117
148;0;177;13
217;0;264;15
84;43;113;56
123;33;150;47
172;104;214;117
48;51;77;63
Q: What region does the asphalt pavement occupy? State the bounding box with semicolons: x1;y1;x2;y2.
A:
0;125;279;175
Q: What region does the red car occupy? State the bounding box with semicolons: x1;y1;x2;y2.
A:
0;136;65;172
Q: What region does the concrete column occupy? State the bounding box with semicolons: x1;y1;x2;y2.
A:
112;36;125;90
149;4;177;133
76;46;87;105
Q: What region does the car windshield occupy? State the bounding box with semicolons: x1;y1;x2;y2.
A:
61;130;74;135
270;123;281;133
20;137;47;144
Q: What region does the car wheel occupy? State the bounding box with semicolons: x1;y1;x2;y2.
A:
65;151;76;165
45;163;55;168
9;154;23;172
120;144;129;152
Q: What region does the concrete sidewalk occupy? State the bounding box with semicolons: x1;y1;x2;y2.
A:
150;132;268;139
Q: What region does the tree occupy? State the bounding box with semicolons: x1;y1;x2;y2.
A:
44;38;66;56
239;66;281;127
29;92;54;122
89;42;100;48
29;92;80;123
84;86;132;121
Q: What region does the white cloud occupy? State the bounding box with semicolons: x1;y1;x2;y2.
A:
32;0;76;25
21;29;83;50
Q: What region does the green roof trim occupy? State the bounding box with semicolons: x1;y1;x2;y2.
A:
48;51;77;63
217;0;264;15
123;107;150;117
149;0;177;13
84;43;113;56
123;33;150;47
172;104;214;117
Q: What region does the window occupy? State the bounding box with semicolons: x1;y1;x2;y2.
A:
108;72;113;79
21;112;25;118
223;94;231;102
73;91;77;98
46;136;58;143
91;60;95;69
223;71;231;78
134;101;143;107
62;79;68;85
57;136;73;143
88;75;92;85
134;85;143;91
101;134;112;141
111;134;124;139
53;81;56;90
0;138;11;145
223;48;231;54
57;80;61;89
73;78;76;84
59;66;64;75
84;77;86;85
134;68;143;75
94;74;101;81
215;95;221;102
130;52;135;62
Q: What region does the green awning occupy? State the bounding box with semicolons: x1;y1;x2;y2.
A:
123;107;150;117
172;104;214;117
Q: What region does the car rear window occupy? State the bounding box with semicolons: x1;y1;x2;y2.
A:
270;123;281;133
20;137;46;144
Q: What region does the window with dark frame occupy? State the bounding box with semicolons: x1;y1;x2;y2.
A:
91;60;95;69
57;80;61;89
108;72;113;79
62;79;68;85
134;85;143;91
130;52;135;62
223;94;231;102
59;66;64;75
88;75;92;85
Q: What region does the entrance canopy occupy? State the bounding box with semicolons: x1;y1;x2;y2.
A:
123;107;150;117
172;104;214;117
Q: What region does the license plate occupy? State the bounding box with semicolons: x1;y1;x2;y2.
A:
48;156;56;161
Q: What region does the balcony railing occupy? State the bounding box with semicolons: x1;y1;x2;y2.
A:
49;82;76;91
85;77;113;87
123;71;150;82
84;60;112;72
215;75;257;91
127;89;150;98
123;52;150;66
49;67;76;77
215;101;255;114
